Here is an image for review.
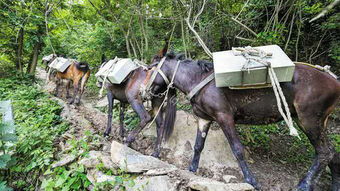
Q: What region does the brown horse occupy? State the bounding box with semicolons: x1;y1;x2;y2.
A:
51;60;91;105
97;56;177;158
150;52;340;191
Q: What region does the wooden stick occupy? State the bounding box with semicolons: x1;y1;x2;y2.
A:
231;17;257;36
310;0;340;22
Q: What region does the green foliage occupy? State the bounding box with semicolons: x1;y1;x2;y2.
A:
0;74;69;190
93;162;137;191
41;164;91;191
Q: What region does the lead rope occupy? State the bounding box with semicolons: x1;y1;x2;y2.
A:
143;60;181;131
238;47;300;138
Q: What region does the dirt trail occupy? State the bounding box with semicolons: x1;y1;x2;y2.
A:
35;68;335;191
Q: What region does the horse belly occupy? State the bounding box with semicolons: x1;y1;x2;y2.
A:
233;94;288;125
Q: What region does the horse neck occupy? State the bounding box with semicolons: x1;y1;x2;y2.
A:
166;60;206;95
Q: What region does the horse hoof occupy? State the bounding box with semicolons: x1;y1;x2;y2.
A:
246;177;260;190
188;165;197;173
151;152;160;158
104;132;109;137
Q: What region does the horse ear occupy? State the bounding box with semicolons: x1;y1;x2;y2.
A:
101;54;107;63
158;36;170;57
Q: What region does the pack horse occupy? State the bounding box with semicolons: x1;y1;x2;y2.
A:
149;51;340;191
47;56;91;105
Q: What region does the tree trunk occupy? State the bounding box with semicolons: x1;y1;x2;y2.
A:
16;27;24;73
28;39;41;74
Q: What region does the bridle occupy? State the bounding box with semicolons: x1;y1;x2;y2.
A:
142;57;181;99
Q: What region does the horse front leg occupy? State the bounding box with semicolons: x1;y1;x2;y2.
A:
104;91;114;137
119;103;126;137
216;113;259;190
189;118;212;172
69;81;79;104
124;100;152;145
151;98;164;158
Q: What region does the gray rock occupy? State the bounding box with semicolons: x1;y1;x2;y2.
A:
225;183;255;191
143;110;239;169
189;178;254;191
144;167;177;176
51;154;77;168
86;169;116;184
223;175;238;183
96;96;109;108
126;175;178;191
79;151;116;169
110;140;176;173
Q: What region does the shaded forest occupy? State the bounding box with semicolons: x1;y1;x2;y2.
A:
0;0;339;75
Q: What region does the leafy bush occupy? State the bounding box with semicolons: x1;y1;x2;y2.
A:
0;74;69;190
41;164;91;191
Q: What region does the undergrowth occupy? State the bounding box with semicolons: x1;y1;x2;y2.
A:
0;74;71;190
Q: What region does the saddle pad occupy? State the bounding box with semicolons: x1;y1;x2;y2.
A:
213;45;295;87
49;57;73;72
95;58;139;84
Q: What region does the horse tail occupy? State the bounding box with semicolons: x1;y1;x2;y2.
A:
162;88;177;141
76;61;90;73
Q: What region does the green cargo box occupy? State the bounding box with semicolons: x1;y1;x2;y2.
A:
212;45;295;87
95;58;139;84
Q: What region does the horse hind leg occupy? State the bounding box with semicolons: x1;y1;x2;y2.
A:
66;80;71;99
294;103;336;191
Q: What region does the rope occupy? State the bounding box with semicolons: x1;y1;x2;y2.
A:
236;46;300;138
98;57;118;98
143;60;181;131
294;62;338;79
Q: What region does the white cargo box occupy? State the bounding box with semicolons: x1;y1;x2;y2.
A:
49;57;73;72
213;45;295;87
95;58;139;84
42;54;56;62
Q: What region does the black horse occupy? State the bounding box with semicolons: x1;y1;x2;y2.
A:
97;56;176;158
150;52;340;191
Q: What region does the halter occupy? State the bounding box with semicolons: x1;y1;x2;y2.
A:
142;58;181;99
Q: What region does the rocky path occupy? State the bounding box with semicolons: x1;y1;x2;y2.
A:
35;68;254;191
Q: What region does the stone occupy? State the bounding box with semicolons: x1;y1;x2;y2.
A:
86;169;116;184
126;176;177;191
223;175;238;183
143;110;239;169
225;183;255;191
188;178;254;191
96;96;109;108
110;140;176;173
79;151;116;169
144;167;177;176
51;154;77;168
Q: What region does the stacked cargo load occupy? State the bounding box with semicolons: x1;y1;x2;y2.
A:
95;58;140;84
212;45;295;88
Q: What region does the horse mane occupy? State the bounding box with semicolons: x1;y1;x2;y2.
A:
165;53;214;73
75;61;90;72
